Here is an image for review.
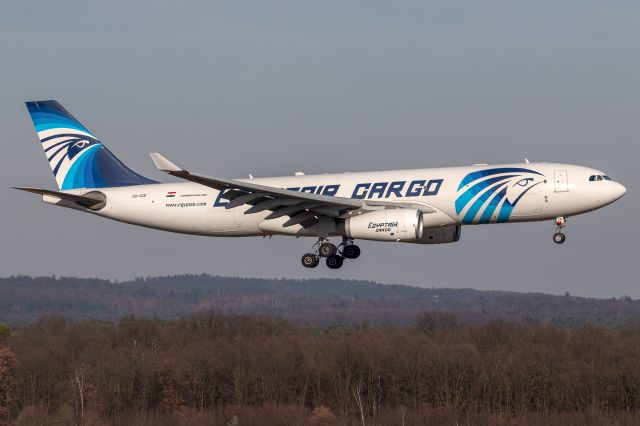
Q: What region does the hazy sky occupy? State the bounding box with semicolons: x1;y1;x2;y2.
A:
1;1;638;297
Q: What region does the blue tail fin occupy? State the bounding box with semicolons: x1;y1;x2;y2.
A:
26;100;156;190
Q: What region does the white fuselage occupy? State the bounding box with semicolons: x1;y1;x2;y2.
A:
53;162;625;241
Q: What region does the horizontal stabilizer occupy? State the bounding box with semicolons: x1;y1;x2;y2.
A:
12;186;106;209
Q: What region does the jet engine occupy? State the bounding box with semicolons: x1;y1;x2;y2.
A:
343;208;423;241
407;224;461;244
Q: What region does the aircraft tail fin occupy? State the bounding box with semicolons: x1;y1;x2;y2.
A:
25;100;156;190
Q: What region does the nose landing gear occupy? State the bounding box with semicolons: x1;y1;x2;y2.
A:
301;238;362;269
553;232;566;244
553;217;567;244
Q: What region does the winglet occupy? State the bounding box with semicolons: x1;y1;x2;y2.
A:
149;153;184;173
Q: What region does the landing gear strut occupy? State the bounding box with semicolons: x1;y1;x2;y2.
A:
300;238;362;269
553;217;567;244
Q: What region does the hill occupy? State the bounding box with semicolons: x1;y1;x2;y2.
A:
0;275;638;328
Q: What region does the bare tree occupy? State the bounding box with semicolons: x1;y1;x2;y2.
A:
71;365;87;426
353;378;366;426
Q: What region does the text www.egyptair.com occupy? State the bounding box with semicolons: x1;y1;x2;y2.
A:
165;202;207;208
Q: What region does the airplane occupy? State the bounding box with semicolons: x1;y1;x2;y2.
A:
14;100;627;269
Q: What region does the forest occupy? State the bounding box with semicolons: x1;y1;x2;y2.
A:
2;311;640;425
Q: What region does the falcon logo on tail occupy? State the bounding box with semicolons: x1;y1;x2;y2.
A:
26;100;155;190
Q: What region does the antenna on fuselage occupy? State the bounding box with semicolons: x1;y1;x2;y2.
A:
525;158;530;164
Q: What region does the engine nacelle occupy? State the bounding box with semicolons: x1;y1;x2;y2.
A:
344;209;423;241
407;224;461;244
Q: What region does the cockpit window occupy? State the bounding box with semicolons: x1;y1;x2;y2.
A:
589;174;610;182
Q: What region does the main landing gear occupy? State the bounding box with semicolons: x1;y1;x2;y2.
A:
553;217;567;244
301;238;361;269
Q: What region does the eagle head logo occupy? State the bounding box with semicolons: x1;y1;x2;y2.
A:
65;135;100;160
455;168;545;224
41;132;102;188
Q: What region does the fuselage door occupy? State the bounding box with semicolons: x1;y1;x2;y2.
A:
554;170;569;192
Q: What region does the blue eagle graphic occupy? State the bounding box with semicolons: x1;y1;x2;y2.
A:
42;133;101;179
455;168;545;224
27;100;155;190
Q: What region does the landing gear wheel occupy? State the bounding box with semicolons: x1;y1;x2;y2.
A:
553;232;566;244
343;244;361;259
319;242;337;257
326;255;344;269
301;253;319;268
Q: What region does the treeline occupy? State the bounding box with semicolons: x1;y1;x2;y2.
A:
2;312;640;425
1;275;639;328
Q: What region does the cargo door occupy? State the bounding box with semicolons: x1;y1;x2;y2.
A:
554;170;568;192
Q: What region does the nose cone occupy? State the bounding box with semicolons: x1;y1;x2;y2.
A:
611;182;627;201
589;181;626;210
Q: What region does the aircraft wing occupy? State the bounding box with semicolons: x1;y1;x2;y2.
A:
150;153;436;226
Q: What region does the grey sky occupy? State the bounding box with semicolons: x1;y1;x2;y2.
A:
1;1;638;297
